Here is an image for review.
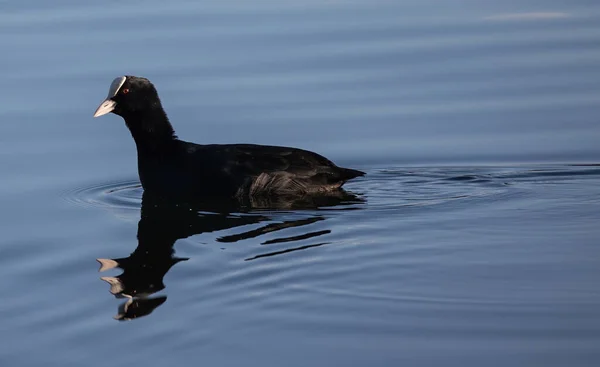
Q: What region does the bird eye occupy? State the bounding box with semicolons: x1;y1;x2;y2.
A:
122;88;130;94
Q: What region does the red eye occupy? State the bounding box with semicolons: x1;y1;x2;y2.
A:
122;88;130;94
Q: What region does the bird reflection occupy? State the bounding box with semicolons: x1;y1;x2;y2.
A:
98;191;363;321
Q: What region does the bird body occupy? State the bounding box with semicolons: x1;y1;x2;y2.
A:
94;76;364;199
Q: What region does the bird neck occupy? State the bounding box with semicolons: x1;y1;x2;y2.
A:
123;107;178;153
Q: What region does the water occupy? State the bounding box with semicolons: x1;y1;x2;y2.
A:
1;1;599;366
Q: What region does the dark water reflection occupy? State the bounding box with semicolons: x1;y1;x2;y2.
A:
2;164;600;366
98;191;363;320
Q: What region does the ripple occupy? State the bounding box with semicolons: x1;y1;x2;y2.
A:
62;165;596;220
360;168;515;212
63;168;517;216
63;179;142;211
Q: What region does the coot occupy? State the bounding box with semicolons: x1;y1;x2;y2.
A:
93;76;364;198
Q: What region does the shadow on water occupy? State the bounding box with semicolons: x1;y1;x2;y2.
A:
97;190;364;321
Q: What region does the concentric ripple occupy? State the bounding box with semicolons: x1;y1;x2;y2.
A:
62;167;525;216
64;179;143;211
354;167;517;213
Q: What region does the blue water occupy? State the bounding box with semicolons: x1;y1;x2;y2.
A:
1;1;599;366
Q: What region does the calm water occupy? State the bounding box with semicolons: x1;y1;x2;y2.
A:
1;1;600;366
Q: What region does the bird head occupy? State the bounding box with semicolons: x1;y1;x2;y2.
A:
93;75;162;118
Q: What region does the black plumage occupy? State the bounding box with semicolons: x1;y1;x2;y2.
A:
93;76;365;199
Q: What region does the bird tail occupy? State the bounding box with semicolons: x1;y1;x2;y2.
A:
338;167;366;181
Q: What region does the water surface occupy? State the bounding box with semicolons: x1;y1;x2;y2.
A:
1;1;599;366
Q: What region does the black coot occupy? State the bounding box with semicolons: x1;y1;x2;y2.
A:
93;76;365;198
